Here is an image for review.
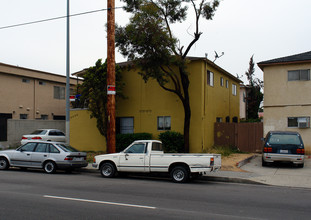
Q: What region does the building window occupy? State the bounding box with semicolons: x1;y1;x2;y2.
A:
226;80;229;88
226;116;230;123
216;117;222;122
232;84;237;96
22;78;30;83
158;116;171;130
39;81;46;85
54;86;65;99
20;114;28;119
288;117;310;128
207;70;214;87
232;117;238;123
288;69;310;81
41;115;48;120
116;117;134;134
220;77;224;87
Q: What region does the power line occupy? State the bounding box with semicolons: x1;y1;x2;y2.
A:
0;7;123;30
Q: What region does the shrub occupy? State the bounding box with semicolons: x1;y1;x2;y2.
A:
159;131;184;153
116;133;153;152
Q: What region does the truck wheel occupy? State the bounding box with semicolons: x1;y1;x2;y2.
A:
100;162;116;178
44;161;56;174
170;166;189;183
0;157;9;170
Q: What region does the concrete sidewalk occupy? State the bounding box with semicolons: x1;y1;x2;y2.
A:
83;156;311;188
204;155;311;188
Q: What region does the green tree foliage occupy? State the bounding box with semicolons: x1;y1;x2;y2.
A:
116;0;220;152
245;55;263;119
78;59;125;139
159;131;184;153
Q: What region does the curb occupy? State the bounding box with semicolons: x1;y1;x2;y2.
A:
202;176;267;185
236;155;257;168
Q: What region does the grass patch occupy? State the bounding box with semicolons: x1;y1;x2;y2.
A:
206;145;244;157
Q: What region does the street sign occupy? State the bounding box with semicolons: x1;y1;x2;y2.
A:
107;85;116;95
69;95;75;102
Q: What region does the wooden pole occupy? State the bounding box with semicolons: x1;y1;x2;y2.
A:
107;0;116;153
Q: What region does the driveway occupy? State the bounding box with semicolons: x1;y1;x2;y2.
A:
241;155;311;188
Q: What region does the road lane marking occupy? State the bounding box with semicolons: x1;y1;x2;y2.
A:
43;195;157;209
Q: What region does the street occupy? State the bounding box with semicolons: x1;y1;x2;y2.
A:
1;169;311;220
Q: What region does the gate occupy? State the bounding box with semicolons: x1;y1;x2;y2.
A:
214;122;263;153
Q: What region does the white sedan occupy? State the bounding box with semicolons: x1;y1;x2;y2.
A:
21;129;66;145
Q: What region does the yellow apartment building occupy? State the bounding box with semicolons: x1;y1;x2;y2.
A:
258;51;311;154
70;57;241;152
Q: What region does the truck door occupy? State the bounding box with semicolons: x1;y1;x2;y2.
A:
118;142;147;172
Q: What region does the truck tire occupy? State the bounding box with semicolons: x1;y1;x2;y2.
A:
0;157;9;170
100;162;116;178
170;166;189;183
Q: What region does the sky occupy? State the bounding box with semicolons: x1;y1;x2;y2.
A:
0;0;311;85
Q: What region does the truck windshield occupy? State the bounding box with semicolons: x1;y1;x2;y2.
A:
268;134;302;145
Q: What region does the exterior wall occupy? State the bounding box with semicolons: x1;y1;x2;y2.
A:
263;63;311;154
70;109;106;152
0;63;79;120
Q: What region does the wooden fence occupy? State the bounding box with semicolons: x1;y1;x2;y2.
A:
214;122;263;153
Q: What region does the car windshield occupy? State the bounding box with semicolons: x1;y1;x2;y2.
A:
268;134;302;145
31;130;47;135
56;144;79;152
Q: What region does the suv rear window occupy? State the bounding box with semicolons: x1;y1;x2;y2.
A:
268;134;302;145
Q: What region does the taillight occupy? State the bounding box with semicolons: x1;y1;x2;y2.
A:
93;157;96;163
210;157;214;166
64;157;73;161
264;147;272;153
31;136;42;140
22;137;28;140
297;148;305;155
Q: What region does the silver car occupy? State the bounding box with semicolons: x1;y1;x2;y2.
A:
0;141;88;173
21;129;66;145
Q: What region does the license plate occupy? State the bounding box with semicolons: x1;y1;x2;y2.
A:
74;157;83;161
280;150;288;153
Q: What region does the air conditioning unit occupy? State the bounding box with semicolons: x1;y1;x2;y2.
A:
298;117;310;128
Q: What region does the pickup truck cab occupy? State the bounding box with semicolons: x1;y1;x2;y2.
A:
93;140;221;183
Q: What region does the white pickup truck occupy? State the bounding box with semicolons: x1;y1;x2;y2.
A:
92;140;221;183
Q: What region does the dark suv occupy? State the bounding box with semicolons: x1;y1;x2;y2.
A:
262;131;305;168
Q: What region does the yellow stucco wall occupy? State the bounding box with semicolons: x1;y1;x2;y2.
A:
263;63;311;154
70;59;240;152
70;109;106;152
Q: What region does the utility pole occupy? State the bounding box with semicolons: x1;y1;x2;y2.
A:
65;0;70;144
107;0;116;153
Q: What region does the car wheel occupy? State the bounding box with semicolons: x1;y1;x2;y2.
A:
0;157;9;170
100;162;116;178
44;161;57;174
262;158;268;167
170;166;189;183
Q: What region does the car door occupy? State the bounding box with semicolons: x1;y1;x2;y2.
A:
11;142;37;167
30;143;50;168
118;143;147;172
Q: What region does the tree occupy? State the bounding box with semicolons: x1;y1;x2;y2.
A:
116;0;220;152
245;55;263;119
78;59;125;140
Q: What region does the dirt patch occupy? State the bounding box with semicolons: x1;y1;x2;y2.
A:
221;153;254;172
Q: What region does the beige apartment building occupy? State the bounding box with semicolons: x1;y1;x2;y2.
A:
258;51;311;153
0;62;79;142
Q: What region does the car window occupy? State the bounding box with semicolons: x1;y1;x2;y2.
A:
56;144;79;152
35;143;48;153
56;131;65;136
268;134;302;145
49;145;60;153
31;130;47;135
19;142;37;152
124;143;146;154
48;131;57;136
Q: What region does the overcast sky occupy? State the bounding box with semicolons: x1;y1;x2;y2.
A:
1;0;310;84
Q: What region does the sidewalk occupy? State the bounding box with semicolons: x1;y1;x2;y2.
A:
204;155;311;188
83;156;311;188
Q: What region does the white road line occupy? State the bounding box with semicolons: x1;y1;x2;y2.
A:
43;195;157;209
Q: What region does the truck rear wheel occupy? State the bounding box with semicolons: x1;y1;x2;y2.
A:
170;166;189;183
100;162;116;178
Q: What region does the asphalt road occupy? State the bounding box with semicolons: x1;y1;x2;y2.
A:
1;169;311;220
